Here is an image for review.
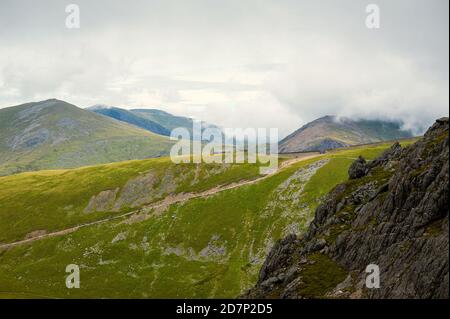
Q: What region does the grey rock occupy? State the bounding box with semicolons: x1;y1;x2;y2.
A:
348;156;368;179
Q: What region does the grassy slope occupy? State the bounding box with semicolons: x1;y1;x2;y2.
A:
0;141;415;298
0;158;262;244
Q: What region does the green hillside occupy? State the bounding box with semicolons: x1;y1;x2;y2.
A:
0;99;174;176
0;158;262;244
0;140;415;298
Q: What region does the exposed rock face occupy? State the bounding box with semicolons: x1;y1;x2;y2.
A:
244;118;449;299
84;188;119;213
348;156;368;179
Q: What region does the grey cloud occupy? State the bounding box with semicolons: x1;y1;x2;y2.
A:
0;0;448;136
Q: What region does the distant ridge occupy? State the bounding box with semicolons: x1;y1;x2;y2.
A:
88;105;171;136
131;108;196;133
279;115;414;153
90;106;220;139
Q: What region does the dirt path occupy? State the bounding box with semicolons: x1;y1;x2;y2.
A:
0;153;321;249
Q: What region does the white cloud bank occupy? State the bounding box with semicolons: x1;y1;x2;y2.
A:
0;0;448;137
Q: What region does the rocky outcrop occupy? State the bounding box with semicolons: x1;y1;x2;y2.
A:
84;188;119;213
348;156;368;179
244;118;449;299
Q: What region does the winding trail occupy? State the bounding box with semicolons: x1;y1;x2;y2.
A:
0;153;321;250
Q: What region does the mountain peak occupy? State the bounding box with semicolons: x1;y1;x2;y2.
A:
29;98;69;105
280;116;413;153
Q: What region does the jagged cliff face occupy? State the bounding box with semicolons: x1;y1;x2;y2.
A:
244;118;449;299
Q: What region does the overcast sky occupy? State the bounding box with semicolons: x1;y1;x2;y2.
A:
0;0;448;136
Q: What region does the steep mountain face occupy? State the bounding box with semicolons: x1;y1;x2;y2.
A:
90;107;219;140
244;118;448;299
280;116;413;153
0;99;174;175
131;109;196;133
133;109;221;141
89;106;171;136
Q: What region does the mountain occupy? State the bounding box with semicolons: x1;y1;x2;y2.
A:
131;108;196;133
89;106;219;139
279;116;414;153
0;99;174;175
244;118;448;299
88;106;171;136
130;109;222;140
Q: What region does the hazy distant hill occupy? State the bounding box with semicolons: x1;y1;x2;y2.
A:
90;106;220;139
279;115;414;153
130;108;221;138
88;106;171;136
0;99;174;175
131;109;196;133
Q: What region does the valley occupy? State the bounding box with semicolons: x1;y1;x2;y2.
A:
0;141;410;298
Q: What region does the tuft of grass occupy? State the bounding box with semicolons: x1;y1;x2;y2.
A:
298;253;347;298
424;220;444;237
